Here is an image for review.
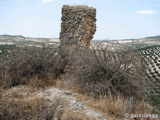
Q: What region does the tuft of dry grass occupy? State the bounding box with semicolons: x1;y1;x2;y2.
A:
27;76;57;88
2;98;50;120
1;92;65;120
74;94;154;120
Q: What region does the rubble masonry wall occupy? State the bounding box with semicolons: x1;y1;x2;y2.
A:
60;5;96;48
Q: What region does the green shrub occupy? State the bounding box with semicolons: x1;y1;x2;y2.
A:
155;78;160;83
149;95;160;108
0;45;16;54
150;62;154;64
154;60;157;64
155;57;158;60
154;71;159;74
147;75;152;79
152;75;157;79
150;72;154;75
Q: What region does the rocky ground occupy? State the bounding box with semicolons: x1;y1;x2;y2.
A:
3;86;107;120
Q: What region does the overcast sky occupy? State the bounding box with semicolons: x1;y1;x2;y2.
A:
0;0;160;40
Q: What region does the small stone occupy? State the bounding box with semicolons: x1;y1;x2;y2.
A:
33;88;37;91
95;113;102;118
63;91;72;95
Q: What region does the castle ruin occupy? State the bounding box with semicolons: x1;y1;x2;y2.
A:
60;5;96;48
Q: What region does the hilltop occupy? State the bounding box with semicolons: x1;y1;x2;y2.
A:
145;35;160;39
106;35;160;49
1;34;160;47
134;35;160;43
0;34;160;119
0;34;59;47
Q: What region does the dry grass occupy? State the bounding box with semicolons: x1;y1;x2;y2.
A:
0;44;158;119
92;95;127;118
1;86;63;120
27;76;57;88
74;94;153;120
0;46;69;89
1;88;99;120
1;97;54;120
1;85;156;120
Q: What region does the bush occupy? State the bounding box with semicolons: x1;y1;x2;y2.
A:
155;78;160;83
155;57;158;60
68;44;147;100
152;75;157;79
149;95;160;109
147;75;152;79
156;63;160;66
153;68;156;71
150;72;154;75
154;71;159;74
0;46;69;88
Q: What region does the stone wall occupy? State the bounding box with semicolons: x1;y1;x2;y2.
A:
60;5;96;48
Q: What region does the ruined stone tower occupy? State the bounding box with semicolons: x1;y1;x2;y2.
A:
60;5;96;48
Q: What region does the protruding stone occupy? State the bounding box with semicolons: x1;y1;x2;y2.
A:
60;5;96;48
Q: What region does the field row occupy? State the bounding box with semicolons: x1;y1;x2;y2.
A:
138;45;160;96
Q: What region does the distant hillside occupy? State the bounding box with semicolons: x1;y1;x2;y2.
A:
0;34;24;37
135;35;160;43
1;34;160;49
111;35;160;49
0;34;59;47
137;45;160;108
145;35;160;39
109;35;160;44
